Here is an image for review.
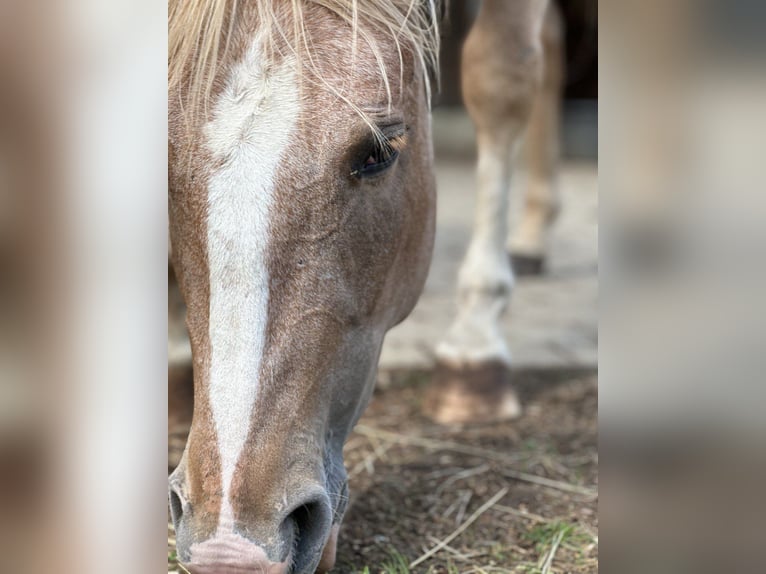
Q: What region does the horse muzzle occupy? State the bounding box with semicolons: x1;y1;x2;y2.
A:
170;472;336;574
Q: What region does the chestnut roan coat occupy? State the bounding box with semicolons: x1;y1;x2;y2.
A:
168;0;559;572
168;1;438;572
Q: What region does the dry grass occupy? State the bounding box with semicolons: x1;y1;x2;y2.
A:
168;369;598;573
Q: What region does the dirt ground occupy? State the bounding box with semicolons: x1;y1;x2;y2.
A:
168;368;598;574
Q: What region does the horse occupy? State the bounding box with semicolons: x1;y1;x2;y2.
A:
425;0;563;424
167;1;561;572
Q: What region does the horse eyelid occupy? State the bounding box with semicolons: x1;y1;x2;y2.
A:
348;124;407;178
350;149;400;178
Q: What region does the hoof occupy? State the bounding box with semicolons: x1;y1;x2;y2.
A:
510;253;545;276
424;360;521;425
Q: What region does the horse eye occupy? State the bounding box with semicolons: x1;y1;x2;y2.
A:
352;140;401;178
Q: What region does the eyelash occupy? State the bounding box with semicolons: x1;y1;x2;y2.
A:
352;133;406;178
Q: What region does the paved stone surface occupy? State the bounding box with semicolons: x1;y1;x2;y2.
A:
379;119;598;370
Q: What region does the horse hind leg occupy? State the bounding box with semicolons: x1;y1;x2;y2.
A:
424;0;547;425
510;3;564;276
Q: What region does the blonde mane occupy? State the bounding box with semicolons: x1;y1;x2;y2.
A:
169;0;441;126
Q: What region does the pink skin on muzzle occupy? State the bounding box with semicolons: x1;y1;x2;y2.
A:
182;523;341;574
183;530;290;574
316;524;340;573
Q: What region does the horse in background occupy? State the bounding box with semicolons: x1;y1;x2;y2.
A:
167;1;561;571
425;0;563;424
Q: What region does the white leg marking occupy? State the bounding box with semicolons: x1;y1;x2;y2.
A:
436;139;517;366
204;33;299;525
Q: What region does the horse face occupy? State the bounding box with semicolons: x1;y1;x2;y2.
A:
168;7;435;573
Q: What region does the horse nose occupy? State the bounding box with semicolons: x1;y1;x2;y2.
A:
169;474;334;574
282;490;335;573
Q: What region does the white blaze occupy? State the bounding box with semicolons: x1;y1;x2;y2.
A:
204;33;299;524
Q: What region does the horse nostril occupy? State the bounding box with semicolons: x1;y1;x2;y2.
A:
284;494;333;573
169;485;184;526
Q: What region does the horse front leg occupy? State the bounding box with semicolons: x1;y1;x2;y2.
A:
510;3;564;276
425;0;547;424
